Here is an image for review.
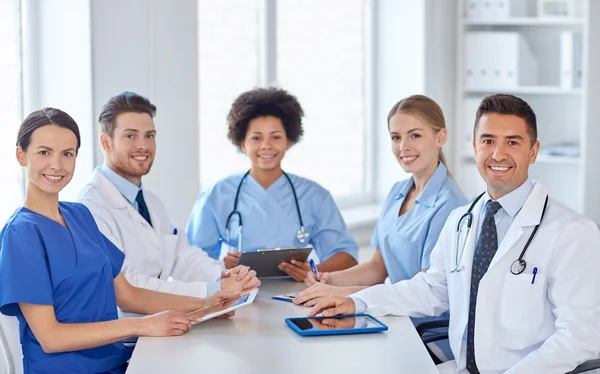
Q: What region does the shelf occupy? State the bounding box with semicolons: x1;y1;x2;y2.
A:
463;86;582;95
464;18;584;26
459;153;580;165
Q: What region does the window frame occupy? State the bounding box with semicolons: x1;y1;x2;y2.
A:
247;0;377;207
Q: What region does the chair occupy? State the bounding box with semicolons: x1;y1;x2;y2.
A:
416;319;600;374
0;314;22;374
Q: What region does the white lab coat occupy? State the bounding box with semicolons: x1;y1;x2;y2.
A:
77;168;223;300
352;182;600;373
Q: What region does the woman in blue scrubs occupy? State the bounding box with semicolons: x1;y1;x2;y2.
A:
295;95;467;304
0;108;243;374
186;88;358;281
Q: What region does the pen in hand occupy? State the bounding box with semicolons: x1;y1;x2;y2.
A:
309;259;320;282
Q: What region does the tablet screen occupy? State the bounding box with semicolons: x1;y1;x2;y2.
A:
287;316;381;331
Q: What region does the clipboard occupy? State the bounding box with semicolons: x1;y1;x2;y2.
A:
238;247;313;278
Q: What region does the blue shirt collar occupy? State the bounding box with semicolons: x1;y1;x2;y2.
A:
395;162;448;208
484;178;534;218
99;164;141;206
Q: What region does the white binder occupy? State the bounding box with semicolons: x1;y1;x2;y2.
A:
560;31;583;89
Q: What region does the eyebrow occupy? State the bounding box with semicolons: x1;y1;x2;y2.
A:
250;130;284;134
122;129;156;134
37;145;76;152
389;128;423;135
479;133;524;140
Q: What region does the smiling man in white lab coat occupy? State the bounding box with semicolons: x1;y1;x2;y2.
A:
78;92;260;307
309;94;600;373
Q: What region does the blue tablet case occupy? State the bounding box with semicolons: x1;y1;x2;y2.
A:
285;314;388;336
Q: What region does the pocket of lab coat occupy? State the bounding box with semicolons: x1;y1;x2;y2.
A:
501;273;546;330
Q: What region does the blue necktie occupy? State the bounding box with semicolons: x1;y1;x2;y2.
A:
465;200;502;374
136;190;153;227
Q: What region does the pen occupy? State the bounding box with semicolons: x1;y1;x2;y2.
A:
531;267;538;284
309;259;320;282
173;228;178;235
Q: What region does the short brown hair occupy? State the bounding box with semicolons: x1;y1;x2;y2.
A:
227;87;304;149
98;91;156;137
17;108;81;152
474;94;537;146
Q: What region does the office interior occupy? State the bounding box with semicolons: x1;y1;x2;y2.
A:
1;0;598;251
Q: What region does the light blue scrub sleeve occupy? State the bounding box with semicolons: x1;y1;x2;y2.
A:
0;229;53;316
186;192;221;259
101;234;126;278
421;201;457;269
311;193;359;262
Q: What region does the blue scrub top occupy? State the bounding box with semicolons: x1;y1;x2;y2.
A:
0;202;132;374
186;172;359;263
372;163;467;283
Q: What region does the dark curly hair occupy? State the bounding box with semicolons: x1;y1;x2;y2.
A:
227;87;304;149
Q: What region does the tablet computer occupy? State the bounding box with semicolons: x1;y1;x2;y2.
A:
285;314;388;336
238;247;313;278
188;289;259;324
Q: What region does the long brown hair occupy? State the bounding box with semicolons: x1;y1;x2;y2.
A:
387;94;453;179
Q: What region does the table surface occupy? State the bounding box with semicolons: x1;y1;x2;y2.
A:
126;279;439;374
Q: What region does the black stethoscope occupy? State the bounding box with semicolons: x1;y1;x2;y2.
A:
224;170;309;252
451;191;549;275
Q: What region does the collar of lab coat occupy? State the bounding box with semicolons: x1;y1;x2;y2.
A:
99;163;141;206
488;180;548;269
91;168;157;230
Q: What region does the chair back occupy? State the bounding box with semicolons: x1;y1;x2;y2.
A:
0;314;22;374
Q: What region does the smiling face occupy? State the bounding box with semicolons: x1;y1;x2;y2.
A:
101;112;156;186
241;116;291;172
473;113;539;199
388;112;446;178
16;124;77;196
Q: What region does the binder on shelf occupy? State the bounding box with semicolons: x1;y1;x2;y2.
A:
465;0;482;19
465;0;528;19
538;0;584;18
464;31;538;89
560;31;583;89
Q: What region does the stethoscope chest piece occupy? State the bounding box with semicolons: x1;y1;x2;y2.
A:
510;259;526;275
296;226;309;243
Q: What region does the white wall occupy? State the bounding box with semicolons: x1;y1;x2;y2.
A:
22;0;95;201
90;0;199;227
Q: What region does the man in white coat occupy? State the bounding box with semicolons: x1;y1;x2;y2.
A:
309;94;600;373
78;92;260;304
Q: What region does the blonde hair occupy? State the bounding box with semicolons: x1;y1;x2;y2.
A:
387;94;453;179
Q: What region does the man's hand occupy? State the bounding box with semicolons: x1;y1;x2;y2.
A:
294;283;353;307
308;296;356;317
223;251;241;269
279;259;310;282
220;265;261;292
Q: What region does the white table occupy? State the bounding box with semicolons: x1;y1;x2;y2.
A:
126;279;439;374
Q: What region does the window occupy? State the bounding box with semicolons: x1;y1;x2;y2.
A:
198;0;372;203
0;0;23;222
276;0;368;201
198;0;261;189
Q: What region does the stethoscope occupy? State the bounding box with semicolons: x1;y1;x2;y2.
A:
451;191;549;275
224;170;309;252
